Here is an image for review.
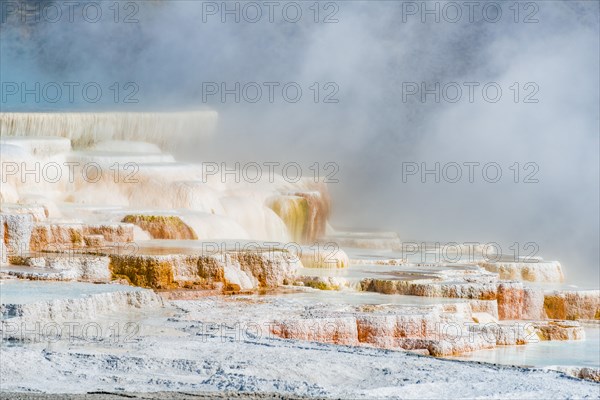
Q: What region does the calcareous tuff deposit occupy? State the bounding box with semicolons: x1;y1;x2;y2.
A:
1;113;599;398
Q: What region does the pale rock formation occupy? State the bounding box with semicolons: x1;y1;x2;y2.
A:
350;258;406;266
0;143;74;198
271;317;360;346
544;290;600;320
230;251;300;288
578;368;600;382
0;111;218;151
495;282;545;320
83;234;105;247
29;222;85;252
132;225;152;241
0;144;31;201
6;253;111;282
0;137;71;157
0;212;34;256
181;213;250;240
220;196;290;241
1;267;82;281
478;261;564;283
0;203;47;222
438;302;474;321
63;162;203;208
128;163;202;187
180;296;587;358
122;214;197;240
83;223;134;243
324;231;402;250
1;127;334;245
469;300;499;319
0;222;7;266
550;366;600;382
222;262;257;291
0;182;19;203
398;335;495;356
522;286;546;320
17;194;61;218
170;181;226;214
300;246;349;269
471;312;498;324
65;150;175;165
270;304;498;356
0;142;30;161
0;144;33;163
0;287;164;337
356;314;413;348
108;249;301;290
533;321;585;341
468;322;535;345
362;276;546;321
29;222;134;252
92;140;163;153
299;276;349;290
361;276;498;299
65;184;130;207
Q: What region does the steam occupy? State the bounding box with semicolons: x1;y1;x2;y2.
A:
1;1;598;285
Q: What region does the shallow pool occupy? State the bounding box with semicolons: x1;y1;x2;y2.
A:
0;280;144;305
450;327;600;368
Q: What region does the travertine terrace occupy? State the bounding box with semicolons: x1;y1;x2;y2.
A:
1;113;599;397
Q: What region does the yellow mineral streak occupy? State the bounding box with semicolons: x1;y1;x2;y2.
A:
267;195;309;242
